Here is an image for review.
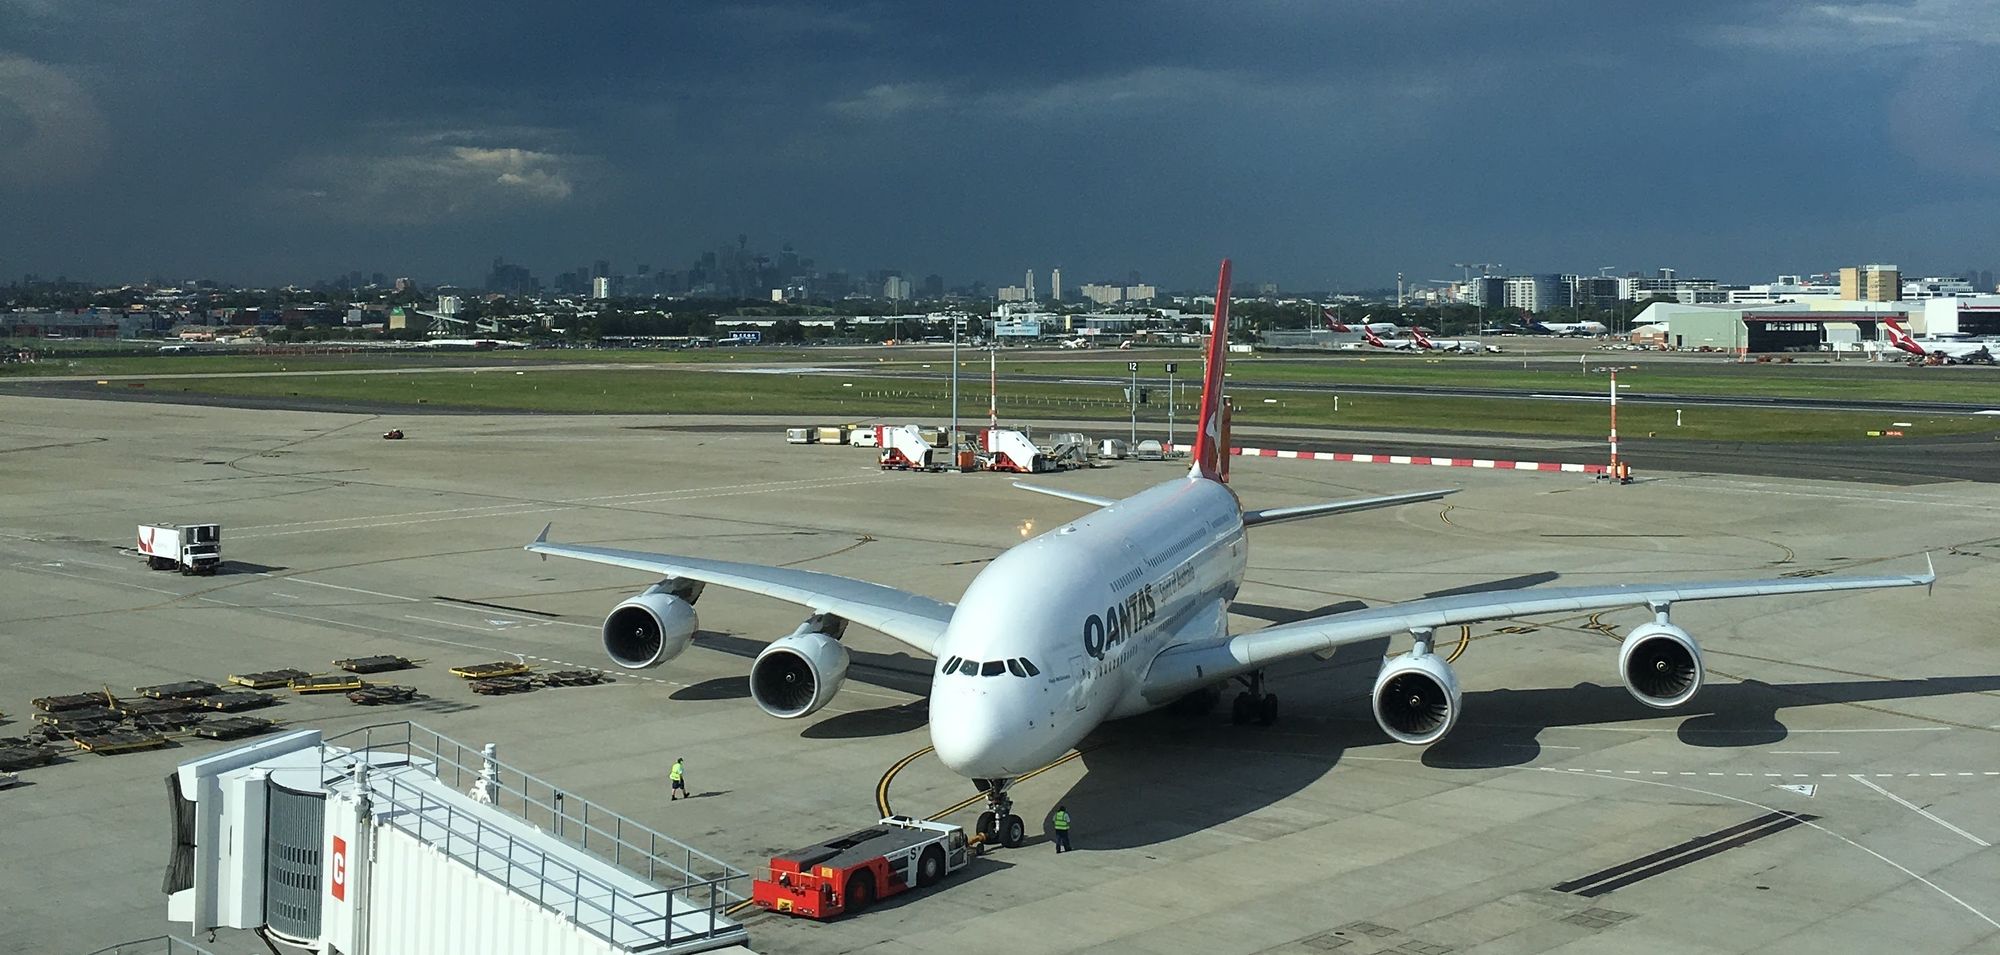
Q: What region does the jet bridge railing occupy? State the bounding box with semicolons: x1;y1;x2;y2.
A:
83;937;223;955
317;721;748;902
361;765;739;950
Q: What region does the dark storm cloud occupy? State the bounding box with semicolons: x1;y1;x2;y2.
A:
2;1;1996;287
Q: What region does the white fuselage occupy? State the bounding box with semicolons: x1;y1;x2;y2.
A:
927;476;1247;779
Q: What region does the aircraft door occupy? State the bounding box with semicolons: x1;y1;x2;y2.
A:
1069;654;1089;711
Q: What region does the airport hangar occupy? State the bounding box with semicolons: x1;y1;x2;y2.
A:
1633;298;2000;353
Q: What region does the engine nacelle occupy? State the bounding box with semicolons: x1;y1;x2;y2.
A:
1620;622;1703;709
750;630;850;719
1372;651;1463;745
601;592;698;669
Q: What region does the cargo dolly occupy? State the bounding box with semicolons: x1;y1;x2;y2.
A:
334;655;418;674
290;674;365;694
753;816;972;919
227;669;311;690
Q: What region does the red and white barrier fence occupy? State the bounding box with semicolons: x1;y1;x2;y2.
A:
1165;443;1608;474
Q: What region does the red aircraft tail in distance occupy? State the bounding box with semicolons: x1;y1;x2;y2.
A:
1883;317;1927;356
1321;307;1350;333
1410;328;1436;350
1361;326;1388;348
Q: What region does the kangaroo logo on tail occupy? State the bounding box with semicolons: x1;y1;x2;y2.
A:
1883;318;1926;356
1191;260;1233;483
1321;307;1350;333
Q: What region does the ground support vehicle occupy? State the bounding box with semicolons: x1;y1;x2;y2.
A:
752;816;971;919
136;523;221;575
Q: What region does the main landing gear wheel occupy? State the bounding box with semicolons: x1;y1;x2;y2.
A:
1001;814;1026;848
977;811;998;841
1231;671;1279;727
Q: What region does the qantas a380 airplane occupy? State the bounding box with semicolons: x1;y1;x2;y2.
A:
530;260;1933;848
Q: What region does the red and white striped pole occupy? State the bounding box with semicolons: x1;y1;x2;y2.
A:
1608;368;1619;477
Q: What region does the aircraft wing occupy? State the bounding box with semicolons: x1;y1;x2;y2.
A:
1242;489;1456;528
527;527;955;655
1012;482;1117;508
1141;563;1934;699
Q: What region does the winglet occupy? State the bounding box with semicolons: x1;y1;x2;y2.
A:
1925;551;1935;594
532;522;552;546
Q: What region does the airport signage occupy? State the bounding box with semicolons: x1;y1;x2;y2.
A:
727;330;763;343
1164;362;1178;374
1127;361;1140;372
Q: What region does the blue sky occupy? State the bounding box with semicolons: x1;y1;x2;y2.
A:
2;1;1996;289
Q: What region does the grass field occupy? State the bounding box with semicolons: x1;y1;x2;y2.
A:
950;356;2000;404
18;345;2000;408
101;366;2000;444
0;345;845;378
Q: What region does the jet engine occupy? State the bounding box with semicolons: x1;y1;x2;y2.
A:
750;629;851;719
1372;651;1462;745
601;590;699;669
1619;622;1703;708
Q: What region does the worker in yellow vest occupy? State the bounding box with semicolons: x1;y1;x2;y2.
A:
1051;805;1071;853
670;757;686;801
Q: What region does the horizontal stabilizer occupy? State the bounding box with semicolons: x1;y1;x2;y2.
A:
1242;489;1457;528
1012;482;1117;508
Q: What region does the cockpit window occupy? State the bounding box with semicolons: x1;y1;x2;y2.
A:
957;659;979;676
1019;658;1040;677
1006;659;1026;677
981;660;1006;677
943;656;961;672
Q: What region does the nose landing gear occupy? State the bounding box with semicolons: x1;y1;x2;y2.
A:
972;778;1026;848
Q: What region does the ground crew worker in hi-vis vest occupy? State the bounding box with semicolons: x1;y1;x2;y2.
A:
1051;805;1072;853
670;757;686;800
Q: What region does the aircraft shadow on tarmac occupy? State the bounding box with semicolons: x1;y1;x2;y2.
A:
1050;635;2000;850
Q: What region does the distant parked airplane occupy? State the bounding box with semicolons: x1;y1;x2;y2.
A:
1884;317;1996;363
1534;320;1608;336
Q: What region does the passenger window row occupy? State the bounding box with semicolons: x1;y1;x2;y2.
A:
941;655;1041;678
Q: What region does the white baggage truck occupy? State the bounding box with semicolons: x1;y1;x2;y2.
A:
137;523;222;575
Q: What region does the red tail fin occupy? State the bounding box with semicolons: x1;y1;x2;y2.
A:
1884;317;1926;355
1191;259;1232;482
1321;306;1349;333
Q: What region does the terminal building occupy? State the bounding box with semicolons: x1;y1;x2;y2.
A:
1634;297;2000;353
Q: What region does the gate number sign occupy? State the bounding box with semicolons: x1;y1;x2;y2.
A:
331;836;348;901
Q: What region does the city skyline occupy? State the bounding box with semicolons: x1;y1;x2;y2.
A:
3;2;1998;289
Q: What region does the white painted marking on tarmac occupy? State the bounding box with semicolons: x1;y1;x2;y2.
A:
15;561;182;596
1773;750;1839;755
1774;783;1818;797
269;574;422;602
1849;775;1991;847
1554;725;1949;734
1544;769;2000;931
404;613;519;633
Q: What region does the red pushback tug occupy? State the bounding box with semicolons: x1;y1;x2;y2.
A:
753;816;972;919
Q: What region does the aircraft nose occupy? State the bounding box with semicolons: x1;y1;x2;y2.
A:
930;685;1013;778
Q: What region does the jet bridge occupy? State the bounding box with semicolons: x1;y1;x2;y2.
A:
166;722;750;955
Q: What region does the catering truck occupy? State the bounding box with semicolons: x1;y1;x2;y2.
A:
137;523;222;575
